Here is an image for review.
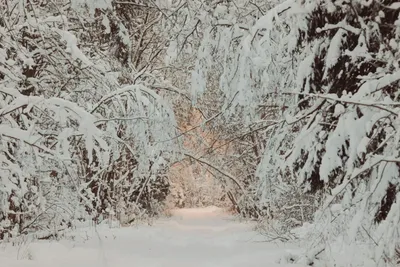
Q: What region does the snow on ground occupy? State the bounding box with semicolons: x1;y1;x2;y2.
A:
0;207;305;267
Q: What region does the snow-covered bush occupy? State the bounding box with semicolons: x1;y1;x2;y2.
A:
0;0;180;239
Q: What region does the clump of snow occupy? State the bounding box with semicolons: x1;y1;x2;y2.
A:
323;29;346;79
71;0;112;15
333;103;345;117
55;29;93;67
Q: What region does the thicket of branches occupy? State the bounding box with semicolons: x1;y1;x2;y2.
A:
1;0;400;265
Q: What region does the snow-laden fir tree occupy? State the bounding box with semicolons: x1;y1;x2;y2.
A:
280;1;400;265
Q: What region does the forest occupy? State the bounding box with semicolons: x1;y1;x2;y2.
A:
0;0;399;266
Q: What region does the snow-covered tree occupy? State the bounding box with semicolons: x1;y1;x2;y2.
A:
188;0;400;265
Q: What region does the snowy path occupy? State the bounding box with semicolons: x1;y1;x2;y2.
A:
1;207;305;267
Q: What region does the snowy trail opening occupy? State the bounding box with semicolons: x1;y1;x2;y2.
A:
1;207;305;267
